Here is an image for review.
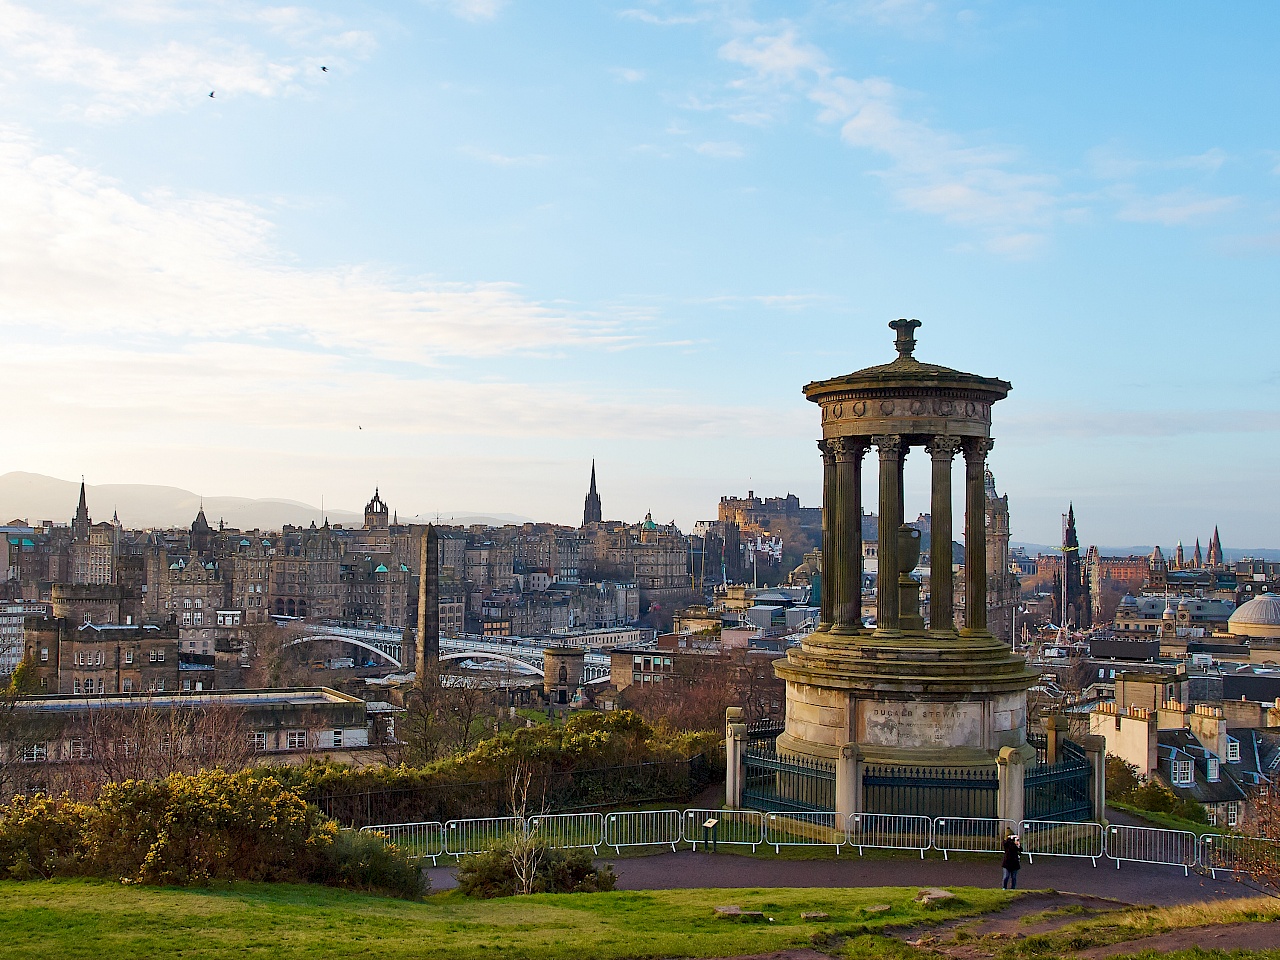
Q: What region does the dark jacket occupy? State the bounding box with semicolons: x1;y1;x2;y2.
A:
1002;837;1022;871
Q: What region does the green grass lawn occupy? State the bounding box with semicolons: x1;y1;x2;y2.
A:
0;880;1011;960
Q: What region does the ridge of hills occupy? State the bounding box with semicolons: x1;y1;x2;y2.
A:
0;472;529;532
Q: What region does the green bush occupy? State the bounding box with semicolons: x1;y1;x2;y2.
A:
456;841;616;898
1105;755;1140;803
85;770;328;886
313;830;425;899
0;794;90;880
0;771;423;898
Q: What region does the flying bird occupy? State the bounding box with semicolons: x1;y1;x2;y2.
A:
208;91;215;98
321;66;328;72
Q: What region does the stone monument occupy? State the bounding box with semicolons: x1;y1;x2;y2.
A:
771;319;1038;822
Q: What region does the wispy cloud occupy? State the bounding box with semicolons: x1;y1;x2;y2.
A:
423;0;506;22
1087;146;1229;180
695;140;745;158
1116;190;1239;226
0;0;373;121
619;7;710;26
0;134;624;362
460;145;550;166
717;24;1059;252
611;67;646;83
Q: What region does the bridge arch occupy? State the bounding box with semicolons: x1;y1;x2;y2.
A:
285;634;402;668
437;651;543;677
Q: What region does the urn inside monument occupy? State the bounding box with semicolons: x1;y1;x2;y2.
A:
896;524;925;633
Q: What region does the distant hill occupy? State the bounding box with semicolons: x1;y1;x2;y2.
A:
1011;541;1280;562
0;472;529;532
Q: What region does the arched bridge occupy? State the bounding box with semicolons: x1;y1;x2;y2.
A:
292;624;613;681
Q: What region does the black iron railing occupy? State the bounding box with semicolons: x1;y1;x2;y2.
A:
742;742;836;813
862;763;999;819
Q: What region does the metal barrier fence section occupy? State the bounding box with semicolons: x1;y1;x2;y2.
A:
847;812;932;858
683;808;764;850
932;817;1019;860
358;808;1275;888
1199;833;1280;880
1106;823;1198;875
742;743;836;813
358;821;444;865
526;813;605;853
604;809;682;853
444;816;525;857
765;812;844;853
1019;819;1104;866
863;764;999;820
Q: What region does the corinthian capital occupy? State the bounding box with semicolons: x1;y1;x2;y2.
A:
961;437;995;462
925;436;962;460
872;434;905;460
828;436;868;464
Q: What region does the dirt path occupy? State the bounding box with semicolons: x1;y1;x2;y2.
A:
1073;921;1280;958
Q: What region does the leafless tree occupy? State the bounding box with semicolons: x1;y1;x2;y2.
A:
0;663;66;799
241;621;310;688
400;660;495;763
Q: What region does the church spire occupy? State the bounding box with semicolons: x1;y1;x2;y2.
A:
72;480;91;539
582;460;602;526
1207;526;1224;568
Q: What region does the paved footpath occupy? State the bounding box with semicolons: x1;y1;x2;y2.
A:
429;849;1251;906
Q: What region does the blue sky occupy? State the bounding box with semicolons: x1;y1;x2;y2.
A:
4;1;1277;547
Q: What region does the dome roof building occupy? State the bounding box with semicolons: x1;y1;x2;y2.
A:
1227;594;1280;640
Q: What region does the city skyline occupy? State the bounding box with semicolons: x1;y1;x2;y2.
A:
6;3;1278;543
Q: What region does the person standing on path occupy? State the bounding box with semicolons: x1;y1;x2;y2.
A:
1001;834;1022;890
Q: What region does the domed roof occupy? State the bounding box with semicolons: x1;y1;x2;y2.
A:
1228;594;1280;639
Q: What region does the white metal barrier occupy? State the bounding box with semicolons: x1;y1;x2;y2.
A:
1105;824;1197;875
765;812;844;853
1199;833;1280;880
604;809;682;853
444;816;525;857
683;808;764;851
1019;819;1103;867
526;813;605;853
358;821;445;866
931;817;1018;860
847;813;932;858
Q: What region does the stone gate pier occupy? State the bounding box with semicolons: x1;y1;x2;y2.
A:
765;320;1039;823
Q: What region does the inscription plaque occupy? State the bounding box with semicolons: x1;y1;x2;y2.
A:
859;700;984;749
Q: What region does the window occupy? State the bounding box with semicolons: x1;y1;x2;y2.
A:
155;679;164;692
332;730;343;748
40;647;48;662
21;743;47;763
182;679;191;691
125;650;133;664
69;738;90;761
286;730;307;750
1227;738;1241;762
1172;759;1194;786
1227;802;1240;827
1207;758;1220;782
122;679;133;693
249;731;268;752
73;679;80;695
149;649;157;662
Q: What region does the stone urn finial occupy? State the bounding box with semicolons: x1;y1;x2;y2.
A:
897;523;922;576
889;318;922;359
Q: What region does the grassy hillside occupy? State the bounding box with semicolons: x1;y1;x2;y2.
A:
0;881;1009;960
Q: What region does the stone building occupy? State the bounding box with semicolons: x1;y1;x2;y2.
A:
68;484;116;586
25;618;181;694
582;461;602;526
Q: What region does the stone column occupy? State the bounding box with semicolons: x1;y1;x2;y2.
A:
1082;733;1108;824
961;438;993;636
828;437;867;635
874;435;905;635
927;437;960;634
725;707;747;809
817;441;836;632
997;745;1025;827
1045;713;1068;766
836;742;862;820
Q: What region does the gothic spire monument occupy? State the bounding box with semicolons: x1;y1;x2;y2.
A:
768;319;1039;824
582;460;602;526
